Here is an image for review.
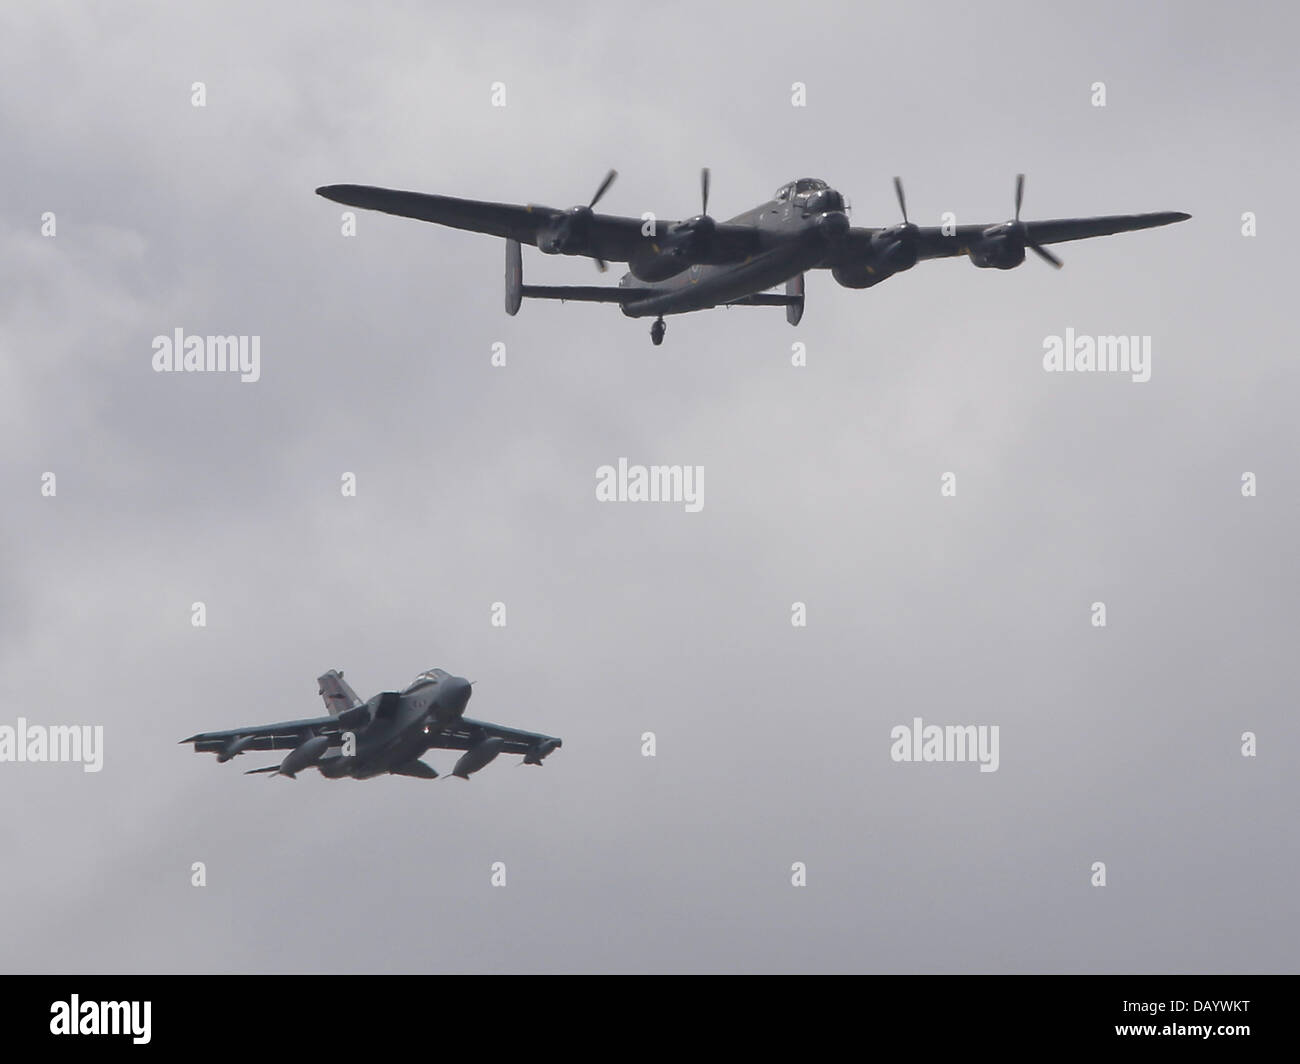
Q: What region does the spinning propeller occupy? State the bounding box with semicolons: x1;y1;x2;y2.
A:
893;175;912;228
582;168;618;271
1011;173;1063;268
666;167;716;258
870;176;921;270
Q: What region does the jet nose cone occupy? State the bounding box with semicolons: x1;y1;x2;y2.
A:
445;676;473;712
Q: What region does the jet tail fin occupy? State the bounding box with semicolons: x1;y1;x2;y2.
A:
317;669;362;717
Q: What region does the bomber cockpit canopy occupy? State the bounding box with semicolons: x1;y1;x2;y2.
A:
774;178;829;202
403;667;448;693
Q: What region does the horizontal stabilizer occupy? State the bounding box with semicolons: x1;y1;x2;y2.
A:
504;236;652;311
244;764;282;776
520;284;650;304
726;292;802;308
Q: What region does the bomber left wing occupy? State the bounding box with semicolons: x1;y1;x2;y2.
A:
316;183;767;267
823;211;1189;268
820;174;1188;276
911;211;1191;261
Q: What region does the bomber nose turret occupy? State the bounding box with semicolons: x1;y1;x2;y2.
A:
816;209;849;241
809;188;845;214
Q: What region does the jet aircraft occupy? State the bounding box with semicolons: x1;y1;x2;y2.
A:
316;171;1189;345
180;668;561;780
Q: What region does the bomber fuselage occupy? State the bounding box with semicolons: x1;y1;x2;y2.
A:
618;177;848;318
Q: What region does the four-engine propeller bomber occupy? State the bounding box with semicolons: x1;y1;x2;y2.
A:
316;170;1190;345
180;668;561;781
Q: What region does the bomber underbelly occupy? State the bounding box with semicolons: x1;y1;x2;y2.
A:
628;244;691;283
622;242;820;318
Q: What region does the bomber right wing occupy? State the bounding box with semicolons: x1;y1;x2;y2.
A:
316;184;771;267
318;184;582;244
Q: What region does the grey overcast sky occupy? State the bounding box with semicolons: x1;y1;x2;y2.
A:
1;0;1296;972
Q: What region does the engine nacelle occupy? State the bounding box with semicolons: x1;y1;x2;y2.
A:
831;221;914;288
968;225;1025;269
628;216;716;281
522;738;561;766
452;736;506;779
537;207;594;256
831;263;895;289
868;226;918;273
278;734;331;778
